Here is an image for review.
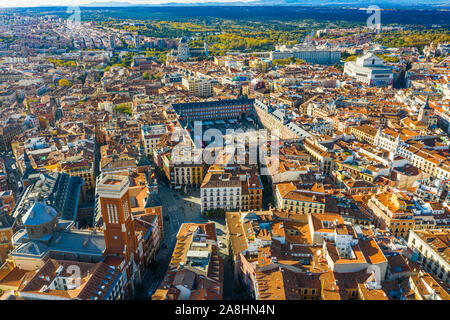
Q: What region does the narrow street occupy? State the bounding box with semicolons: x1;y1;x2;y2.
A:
136;182;235;300
2;151;22;199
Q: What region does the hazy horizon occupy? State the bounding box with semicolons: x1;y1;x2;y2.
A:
1;0;449;8
1;0;256;8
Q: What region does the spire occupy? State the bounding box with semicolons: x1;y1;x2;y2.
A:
24;149;30;165
137;139;151;169
423;95;431;110
22;149;37;186
139;139;145;156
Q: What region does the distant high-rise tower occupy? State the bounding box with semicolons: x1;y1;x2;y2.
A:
177;37;189;61
109;34;116;49
134;34;141;49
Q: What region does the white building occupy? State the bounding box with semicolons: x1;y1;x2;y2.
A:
200;173;241;213
374;128;402;155
270;44;341;65
344;52;393;87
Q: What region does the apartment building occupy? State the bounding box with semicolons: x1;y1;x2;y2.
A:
408;229;450;286
368;192;415;239
409;270;450;300
350;124;378;145
61;159;95;191
201;166;263;213
0;124;22;150
182;76;213;98
17;258;125;300
141;123;167;156
0;211;13;264
201;172;241;213
397;142;448;179
303;138;334;174
310;213;388;278
161;150;205;189
275;182;326;214
373;128;402;155
152;222;223;300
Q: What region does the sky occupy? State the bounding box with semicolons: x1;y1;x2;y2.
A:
0;0;250;7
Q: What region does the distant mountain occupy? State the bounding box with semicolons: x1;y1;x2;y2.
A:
81;0;450;8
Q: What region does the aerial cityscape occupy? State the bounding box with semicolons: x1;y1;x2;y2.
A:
0;1;449;306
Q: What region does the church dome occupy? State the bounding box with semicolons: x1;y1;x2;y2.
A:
22;202;58;227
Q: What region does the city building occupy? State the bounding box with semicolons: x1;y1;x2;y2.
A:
182;76;213;98
408;229;450;286
12;172;84;226
17;258;125;300
96;174;144;295
368;192;415;239
201;165;263;213
172;98;255;122
152;222;223;300
270;44;341;65
344;52;393;87
141;124;167;156
0;210;14;264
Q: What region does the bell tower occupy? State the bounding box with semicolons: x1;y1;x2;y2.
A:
97;174;137;263
418;96;432;125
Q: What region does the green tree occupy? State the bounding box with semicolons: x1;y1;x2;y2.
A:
58;79;71;87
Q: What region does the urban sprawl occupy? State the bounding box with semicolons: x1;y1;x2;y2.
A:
0;11;449;301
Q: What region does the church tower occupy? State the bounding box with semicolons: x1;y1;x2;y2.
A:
418;96;432;125
97;174;142;288
136;139;151;173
